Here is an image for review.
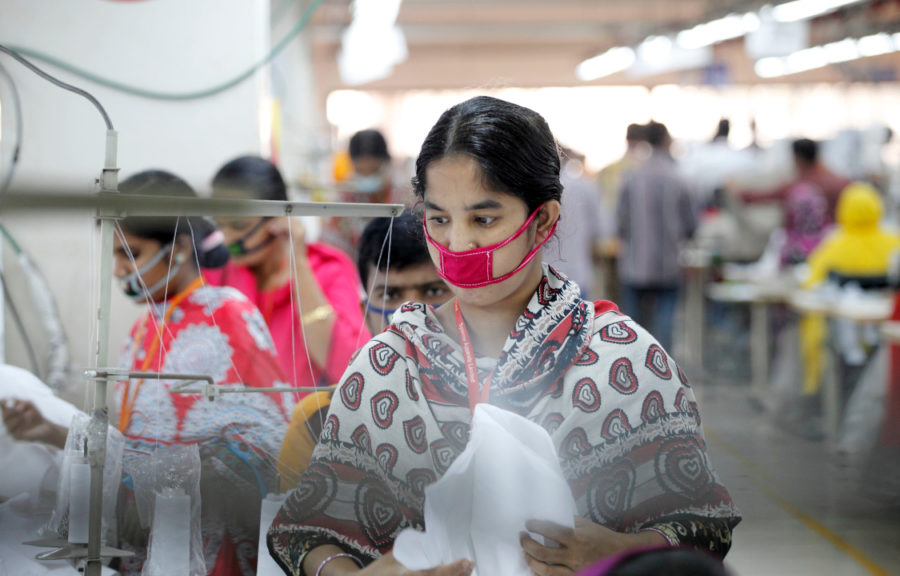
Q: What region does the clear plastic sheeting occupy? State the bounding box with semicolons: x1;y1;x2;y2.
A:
45;412;123;546
130;444;205;576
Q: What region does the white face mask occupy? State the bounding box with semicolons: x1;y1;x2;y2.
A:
119;243;184;301
349;175;384;195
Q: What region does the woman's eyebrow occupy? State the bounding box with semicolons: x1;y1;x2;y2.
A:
465;200;503;211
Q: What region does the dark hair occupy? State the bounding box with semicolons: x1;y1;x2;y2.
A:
212;155;288;202
349;129;390;161
626;123;646;142
792;138;818;166
118;170;229;269
357;211;431;288
645;121;670;148
412;96;562;214
714;118;730;141
608;548;729;576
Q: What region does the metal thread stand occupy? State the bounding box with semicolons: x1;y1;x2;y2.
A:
1;40;404;576
10;178;402;575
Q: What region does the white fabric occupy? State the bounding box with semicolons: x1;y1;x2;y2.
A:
0;364;81;502
393;404;576;576
0;494;118;575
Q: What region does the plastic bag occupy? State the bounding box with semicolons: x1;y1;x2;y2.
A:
133;443;205;576
44;412;125;546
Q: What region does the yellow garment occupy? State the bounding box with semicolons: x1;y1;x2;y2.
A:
800;183;900;394
804;182;900;287
277;391;332;492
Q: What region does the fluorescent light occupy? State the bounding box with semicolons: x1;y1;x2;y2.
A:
743;12;761;33
785;46;828;72
676;13;758;49
824;38;859;63
772;0;866;23
338;0;407;85
754;32;900;78
755;57;786;78
576;47;635;81
858;33;894;57
638;36;673;64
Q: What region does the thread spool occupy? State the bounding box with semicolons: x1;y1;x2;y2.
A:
67;457;91;544
145;488;191;575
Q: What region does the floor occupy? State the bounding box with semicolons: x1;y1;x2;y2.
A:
697;384;900;576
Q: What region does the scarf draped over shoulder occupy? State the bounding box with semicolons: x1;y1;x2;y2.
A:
268;266;739;574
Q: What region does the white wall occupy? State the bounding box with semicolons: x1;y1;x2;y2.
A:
0;0;277;400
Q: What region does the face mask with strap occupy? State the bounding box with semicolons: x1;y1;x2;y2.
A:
423;204;558;289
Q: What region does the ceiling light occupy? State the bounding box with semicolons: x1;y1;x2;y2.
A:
638;36;673;64
785;46;828;72
338;0;407;85
857;33;894;57
576;47;636;81
755;57;787;77
676;13;756;49
824;38;859;63
772;0;866;23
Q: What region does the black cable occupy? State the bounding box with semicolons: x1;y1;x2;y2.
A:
0;268;42;378
0;60;23;197
0;44;113;130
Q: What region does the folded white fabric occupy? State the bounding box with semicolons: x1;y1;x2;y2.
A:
394;403;576;576
0;364;81;502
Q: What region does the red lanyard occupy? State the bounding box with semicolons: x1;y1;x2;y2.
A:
454;300;491;414
119;276;204;432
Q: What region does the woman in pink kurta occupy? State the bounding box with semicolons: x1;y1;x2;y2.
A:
205;156;370;393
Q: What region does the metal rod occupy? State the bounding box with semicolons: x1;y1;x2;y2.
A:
84;129;118;576
170;385;336;395
0;190;405;219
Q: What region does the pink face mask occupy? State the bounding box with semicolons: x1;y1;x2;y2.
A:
423;205;558;288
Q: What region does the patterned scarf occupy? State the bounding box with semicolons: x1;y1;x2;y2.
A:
268;266;739;574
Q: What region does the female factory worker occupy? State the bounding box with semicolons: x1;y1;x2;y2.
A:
5;171;291;575
267;96;740;576
206;156;369;392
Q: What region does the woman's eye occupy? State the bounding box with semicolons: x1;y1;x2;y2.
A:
428;216;448;225
384;289;400;300
426;286;449;297
475;216;496;225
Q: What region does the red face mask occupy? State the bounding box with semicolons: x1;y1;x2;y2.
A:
423;205;557;288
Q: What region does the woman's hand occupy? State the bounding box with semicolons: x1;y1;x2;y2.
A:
268;217;308;256
520;517;666;576
1;399;68;449
358;552;473;576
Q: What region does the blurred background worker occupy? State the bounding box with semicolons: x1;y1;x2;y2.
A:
616;121;698;352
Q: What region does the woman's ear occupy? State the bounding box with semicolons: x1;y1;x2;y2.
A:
536;200;561;242
173;235;193;264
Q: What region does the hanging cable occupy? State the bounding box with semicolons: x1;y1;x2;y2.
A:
0;0;322;102
0;44;113;130
0;60;23;197
0;223;70;390
0;268;42;376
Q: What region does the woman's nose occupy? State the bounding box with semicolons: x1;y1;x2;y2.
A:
447;227;475;252
113;256;131;278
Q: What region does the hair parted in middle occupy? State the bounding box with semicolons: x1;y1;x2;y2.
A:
412;95;563;214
